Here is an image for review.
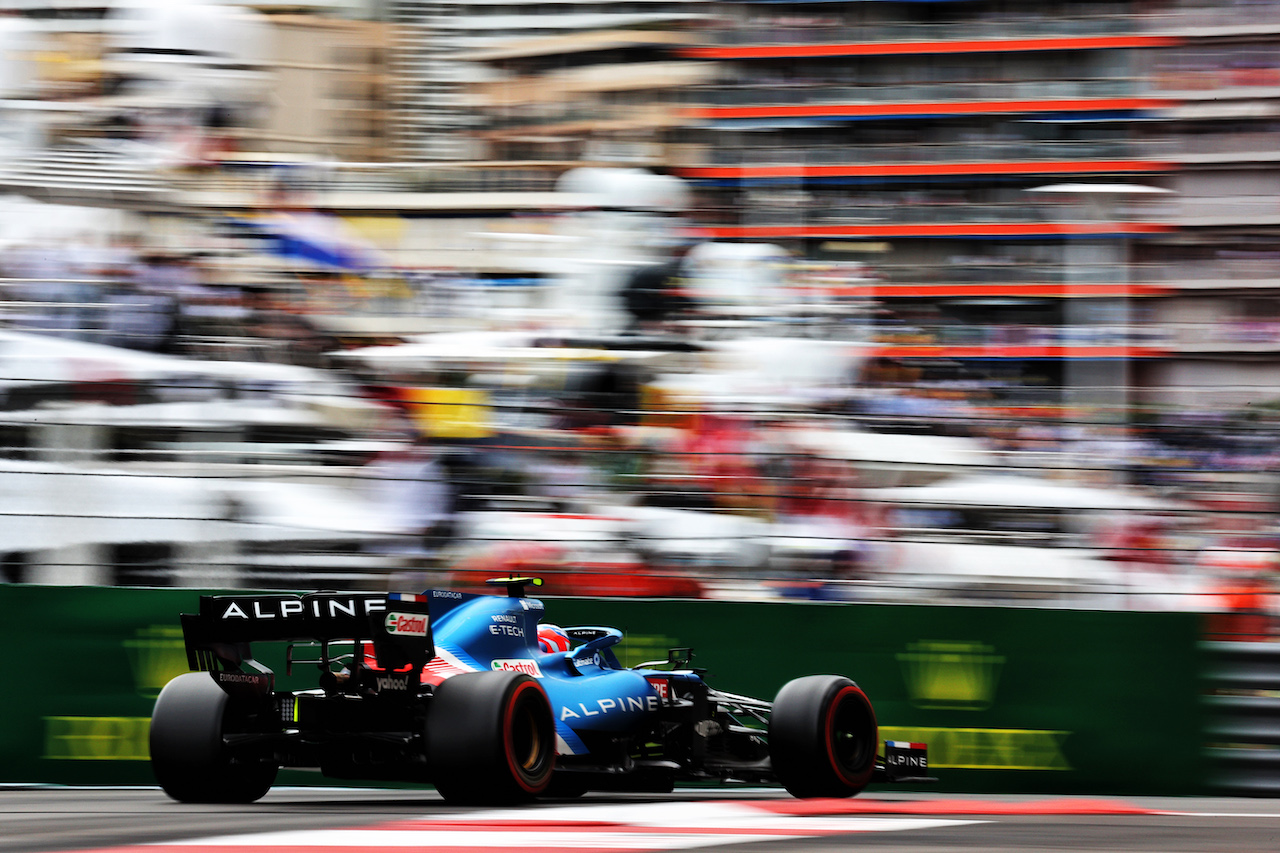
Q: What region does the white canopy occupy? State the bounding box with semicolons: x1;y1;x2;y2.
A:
338;330;688;372
0;459;390;551
0;329;325;386
874;473;1181;512
1027;183;1173;195
785;427;996;470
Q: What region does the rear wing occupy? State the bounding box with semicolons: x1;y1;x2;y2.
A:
181;592;433;685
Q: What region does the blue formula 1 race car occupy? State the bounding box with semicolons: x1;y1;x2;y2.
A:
150;579;931;804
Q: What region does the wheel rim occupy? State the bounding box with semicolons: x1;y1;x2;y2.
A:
827;687;875;780
513;701;544;773
505;682;553;790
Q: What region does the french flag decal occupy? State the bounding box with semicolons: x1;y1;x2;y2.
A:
388;592;428;603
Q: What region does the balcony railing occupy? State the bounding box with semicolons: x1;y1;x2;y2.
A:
797;260;1280;291
711;13;1135;47
1164;320;1280;351
871;322;1280;354
1151;67;1280;95
173;162;567;196
1140;2;1280;32
807;202;1063;225
1139;259;1280;286
869;323;1167;350
483;103;680;132
1161;131;1280;159
692;138;1174;169
698;77;1148;108
698;199;1172;228
820;260;1280;291
710;5;1280;47
871;262;1135;287
1170;196;1280;223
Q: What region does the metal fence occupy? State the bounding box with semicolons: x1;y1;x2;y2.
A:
1202;640;1280;795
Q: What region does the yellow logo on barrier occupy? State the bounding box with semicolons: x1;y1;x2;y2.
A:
897;640;1005;710
880;726;1071;771
123;625;189;699
616;634;682;669
44;716;150;761
406;387;493;439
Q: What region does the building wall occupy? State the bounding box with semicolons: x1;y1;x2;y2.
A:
1144;358;1280;408
260;16;391;161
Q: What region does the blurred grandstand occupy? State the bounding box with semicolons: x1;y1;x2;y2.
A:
0;0;1273;637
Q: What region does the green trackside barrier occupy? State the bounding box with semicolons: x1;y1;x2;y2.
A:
0;585;1208;794
548;598;1209;795
0;585;349;788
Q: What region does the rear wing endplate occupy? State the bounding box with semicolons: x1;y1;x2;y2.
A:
874;740;937;784
181;592;433;681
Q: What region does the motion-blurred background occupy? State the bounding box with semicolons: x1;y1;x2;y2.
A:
0;0;1275;636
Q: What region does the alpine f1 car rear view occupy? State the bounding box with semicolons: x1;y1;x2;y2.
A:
150;578;933;804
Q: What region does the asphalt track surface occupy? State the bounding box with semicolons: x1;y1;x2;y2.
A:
5;786;1280;853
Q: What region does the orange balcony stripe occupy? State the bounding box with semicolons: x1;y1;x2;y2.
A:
682;35;1182;60
693;222;1175;239
864;283;1170;298
874;344;1167;358
676;160;1173;179
688;98;1175;120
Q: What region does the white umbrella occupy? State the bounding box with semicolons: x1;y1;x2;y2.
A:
786;427;996;470
875;473;1182;512
1026;183;1174;195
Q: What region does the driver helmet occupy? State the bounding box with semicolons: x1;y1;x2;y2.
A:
537;623;572;653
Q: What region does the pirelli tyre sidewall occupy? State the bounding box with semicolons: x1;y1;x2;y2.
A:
769;674;878;798
427;670;556;804
149;671;278;803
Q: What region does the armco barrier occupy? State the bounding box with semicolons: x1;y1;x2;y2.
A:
0;585;1208;794
1202;640;1280;795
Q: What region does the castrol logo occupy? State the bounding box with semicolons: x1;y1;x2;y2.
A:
384;611;428;637
491;658;543;677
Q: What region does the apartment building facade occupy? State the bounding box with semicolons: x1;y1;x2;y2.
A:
651;0;1280;414
389;0;710;159
1139;0;1280;409
662;1;1168;415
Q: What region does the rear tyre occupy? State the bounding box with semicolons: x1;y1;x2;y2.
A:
149;672;278;803
427;671;556;804
769;674;877;799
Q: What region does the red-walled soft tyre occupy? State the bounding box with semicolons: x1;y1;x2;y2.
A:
149;672;278;803
427;671;556;804
769;675;878;799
